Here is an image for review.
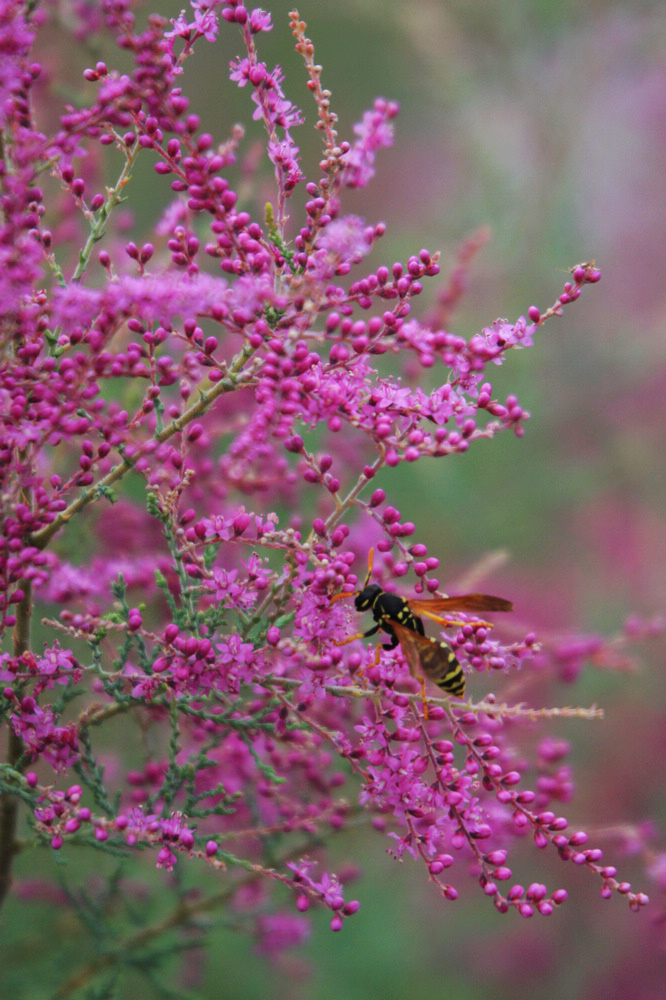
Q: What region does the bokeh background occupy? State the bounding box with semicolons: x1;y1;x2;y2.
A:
6;2;666;998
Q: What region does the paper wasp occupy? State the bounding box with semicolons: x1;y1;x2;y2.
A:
332;549;513;710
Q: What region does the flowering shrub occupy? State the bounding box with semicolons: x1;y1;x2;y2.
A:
0;0;663;992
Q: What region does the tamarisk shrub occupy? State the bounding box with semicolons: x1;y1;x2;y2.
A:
0;1;662;991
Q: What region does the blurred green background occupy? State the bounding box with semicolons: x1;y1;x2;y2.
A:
5;2;665;998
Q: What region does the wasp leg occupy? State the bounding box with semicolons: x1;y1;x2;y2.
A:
334;623;381;647
419;675;429;720
381;634;400;651
334;627;381;683
418;608;494;630
357;637;393;681
334;631;366;648
348;641;382;683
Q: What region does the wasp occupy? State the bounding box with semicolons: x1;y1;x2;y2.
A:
332;549;513;710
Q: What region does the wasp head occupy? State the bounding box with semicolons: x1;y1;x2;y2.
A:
354;584;382;612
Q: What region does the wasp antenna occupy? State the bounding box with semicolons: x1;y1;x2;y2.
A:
363;547;375;589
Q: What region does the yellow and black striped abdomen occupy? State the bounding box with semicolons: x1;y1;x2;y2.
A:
417;636;465;697
388;621;466;699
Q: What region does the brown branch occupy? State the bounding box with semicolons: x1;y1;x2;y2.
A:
0;580;32;909
47;834;329;1000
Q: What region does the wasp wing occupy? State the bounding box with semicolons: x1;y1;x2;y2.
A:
408;594;513;614
388;620;465;698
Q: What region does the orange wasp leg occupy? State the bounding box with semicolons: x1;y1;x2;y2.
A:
419;675;429;720
332;633;381;681
417;608;494;630
333;630;367;647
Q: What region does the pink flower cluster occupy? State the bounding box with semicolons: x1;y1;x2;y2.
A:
0;1;662;983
